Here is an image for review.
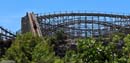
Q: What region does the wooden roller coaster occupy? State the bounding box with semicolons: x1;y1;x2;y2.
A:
22;11;130;39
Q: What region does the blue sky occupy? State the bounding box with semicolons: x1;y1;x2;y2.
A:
0;0;130;32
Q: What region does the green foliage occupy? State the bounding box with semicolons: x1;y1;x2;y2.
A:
0;32;130;63
2;33;43;63
76;38;112;63
64;34;129;63
1;32;67;63
32;38;55;63
124;34;130;62
55;30;67;40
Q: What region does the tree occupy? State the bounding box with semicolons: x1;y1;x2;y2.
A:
32;37;55;63
3;33;42;63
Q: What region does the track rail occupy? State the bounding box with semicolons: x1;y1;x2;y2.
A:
0;26;16;40
39;12;130;19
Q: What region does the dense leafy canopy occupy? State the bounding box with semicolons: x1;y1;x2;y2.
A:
0;32;130;63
